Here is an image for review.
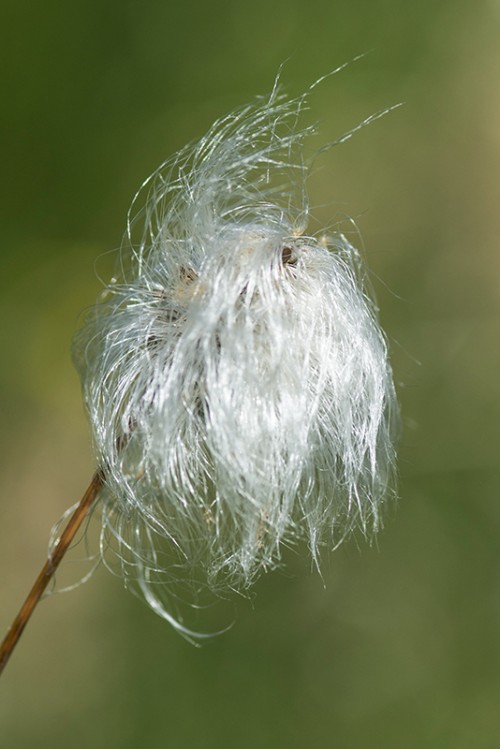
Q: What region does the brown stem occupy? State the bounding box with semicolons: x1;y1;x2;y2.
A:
0;470;104;676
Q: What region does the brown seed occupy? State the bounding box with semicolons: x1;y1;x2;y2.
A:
281;246;296;265
180;266;197;283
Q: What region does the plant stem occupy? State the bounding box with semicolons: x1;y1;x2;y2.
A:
0;470;104;676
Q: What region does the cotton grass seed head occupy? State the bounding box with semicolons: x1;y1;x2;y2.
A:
73;81;398;636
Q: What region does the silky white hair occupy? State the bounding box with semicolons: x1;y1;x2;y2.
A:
73;80;398;637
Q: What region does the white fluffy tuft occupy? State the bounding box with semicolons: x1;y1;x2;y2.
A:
73;84;398;636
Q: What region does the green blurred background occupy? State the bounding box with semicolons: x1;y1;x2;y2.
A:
1;0;500;746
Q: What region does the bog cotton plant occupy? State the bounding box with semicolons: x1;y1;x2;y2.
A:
73;80;398;631
0;74;398;666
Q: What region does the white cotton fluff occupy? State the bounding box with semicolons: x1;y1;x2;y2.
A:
73;83;398;636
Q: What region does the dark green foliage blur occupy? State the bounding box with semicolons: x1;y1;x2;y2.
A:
1;1;500;746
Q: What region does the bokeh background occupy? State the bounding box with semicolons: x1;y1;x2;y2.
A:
1;0;500;746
